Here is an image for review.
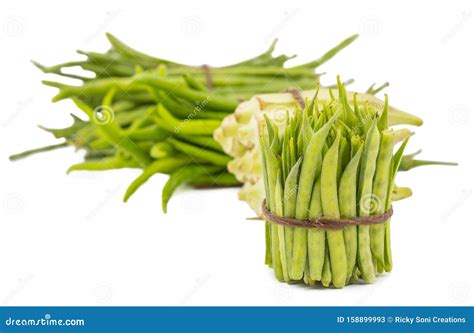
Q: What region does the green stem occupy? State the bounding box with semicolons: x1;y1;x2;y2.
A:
167;138;230;166
189;172;240;187
123;157;190;202
134;74;239;112
162;165;222;213
295;34;359;69
155;104;221;136
68;156;137;172
9;142;69;161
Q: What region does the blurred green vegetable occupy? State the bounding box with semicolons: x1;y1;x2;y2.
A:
10;33;360;211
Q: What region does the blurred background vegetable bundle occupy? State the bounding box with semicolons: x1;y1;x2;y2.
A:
10;33;360;211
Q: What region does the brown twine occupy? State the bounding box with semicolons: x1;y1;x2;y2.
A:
261;199;393;230
283;87;305;109
201;65;213;90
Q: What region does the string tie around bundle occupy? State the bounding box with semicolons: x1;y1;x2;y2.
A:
261;199;393;230
201;64;213;89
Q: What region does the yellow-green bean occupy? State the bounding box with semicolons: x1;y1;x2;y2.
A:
321;244;332;287
274;170;289;281
384;138;409;272
308;179;325;281
123;157;190;202
292;112;338;280
283;157;302;277
167;138;230;166
338;147;363;283
321;132;347;288
370;131;395;273
357;120;380;283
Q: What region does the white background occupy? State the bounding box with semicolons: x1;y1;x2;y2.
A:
1;0;473;306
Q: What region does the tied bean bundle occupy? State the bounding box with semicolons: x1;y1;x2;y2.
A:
260;79;410;287
10;33;360;211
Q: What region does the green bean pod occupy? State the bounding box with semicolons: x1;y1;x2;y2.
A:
338;147;363;283
123;157;190;202
188;172;239;187
134;74;239;112
321;132;347;288
127;125;168;142
67;156;138;173
370;131;395;273
384;138;410;272
357;120;380;283
269;180;284;280
274;170;289;281
162;165;222;213
321;242;332;287
167;138;230;167
283;157;302;277
307;179;325;281
72;96;150;167
156;104;222;136
260;136;272;267
292;112;338;280
262;135;282;269
150;142;175;159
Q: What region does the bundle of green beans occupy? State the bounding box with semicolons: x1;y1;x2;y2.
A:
260;79;411;287
10;33;359;211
